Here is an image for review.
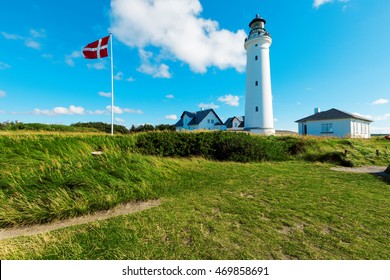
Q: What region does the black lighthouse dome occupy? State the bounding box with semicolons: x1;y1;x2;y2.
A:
249;14;266;28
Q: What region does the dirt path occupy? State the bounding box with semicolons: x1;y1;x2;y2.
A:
0;200;160;241
330;166;388;174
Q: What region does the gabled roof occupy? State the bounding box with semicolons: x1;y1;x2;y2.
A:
176;109;224;127
224;116;245;128
295;108;373;123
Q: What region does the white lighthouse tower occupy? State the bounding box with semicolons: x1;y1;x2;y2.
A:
244;15;275;135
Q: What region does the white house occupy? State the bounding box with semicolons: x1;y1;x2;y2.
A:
295;108;373;138
224;116;245;131
175;109;226;131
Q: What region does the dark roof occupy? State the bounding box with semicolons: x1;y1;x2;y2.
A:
176;109;224;127
249;15;266;27
224;116;245;128
295;108;373;123
175;118;183;127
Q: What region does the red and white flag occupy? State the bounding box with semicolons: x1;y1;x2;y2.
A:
82;35;110;59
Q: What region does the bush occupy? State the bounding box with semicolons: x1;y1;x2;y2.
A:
134;131;296;162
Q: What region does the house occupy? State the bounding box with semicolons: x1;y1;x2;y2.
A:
224;116;245;131
295;108;373;138
175;109;226;131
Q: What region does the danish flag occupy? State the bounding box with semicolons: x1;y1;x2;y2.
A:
82;35;110;59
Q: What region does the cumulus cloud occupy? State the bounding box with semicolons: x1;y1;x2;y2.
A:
165;114;178;120
1;30;45;50
218;94;240;106
110;0;246;74
0;90;6;97
98;91;112;98
87;61;106;70
198;102;219;110
313;0;333;8
106;105;143;115
137;49;172;79
115;117;126;124
30;28;46;38
1;32;22;40
313;0;350;9
25;39;41;50
114;72;124;80
33;105;85;116
65;51;82;66
371;98;389;105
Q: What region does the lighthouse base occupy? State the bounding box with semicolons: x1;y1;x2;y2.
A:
244;127;275;135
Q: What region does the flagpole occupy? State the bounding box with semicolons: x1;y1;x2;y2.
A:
110;33;114;135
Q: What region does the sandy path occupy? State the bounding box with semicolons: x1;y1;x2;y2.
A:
330;166;388;174
0;200;160;241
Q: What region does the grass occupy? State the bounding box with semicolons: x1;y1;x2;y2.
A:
0;133;389;259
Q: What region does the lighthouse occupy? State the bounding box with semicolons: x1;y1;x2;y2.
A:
244;15;275;135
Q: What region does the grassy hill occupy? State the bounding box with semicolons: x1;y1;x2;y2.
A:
0;132;389;259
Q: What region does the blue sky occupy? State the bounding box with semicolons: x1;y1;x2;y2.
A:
1;0;389;133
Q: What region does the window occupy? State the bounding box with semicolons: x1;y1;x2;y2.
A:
211;119;214;124
255;81;258;86
255;106;259;112
321;123;333;133
255;55;258;61
234;122;238;128
208;119;210;124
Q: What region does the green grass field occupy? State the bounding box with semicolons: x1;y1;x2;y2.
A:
0;133;389;259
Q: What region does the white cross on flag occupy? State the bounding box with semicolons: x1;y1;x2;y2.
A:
82;35;110;59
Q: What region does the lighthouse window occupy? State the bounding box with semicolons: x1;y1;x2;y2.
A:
255;106;259;112
255;81;258;86
255;56;258;60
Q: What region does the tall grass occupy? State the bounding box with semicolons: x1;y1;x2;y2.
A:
0;132;389;228
0;135;176;226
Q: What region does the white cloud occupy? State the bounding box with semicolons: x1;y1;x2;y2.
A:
137;49;172;78
1;32;22;40
114;72;124;80
30;29;46;38
371;98;389;105
98;91;112;98
165;114;178;120
0;61;11;70
88;109;107;115
115;117;126;124
110;0;246;73
313;0;350;9
65;51;82;66
106;105;143;114
218;94;240;106
166;94;174;99
313;0;333;8
198;102;219;109
2;30;46;51
0;90;6;97
352;112;373;119
127;77;136;82
25;39;41;50
353;112;390;121
87;61;106;70
33;105;85;116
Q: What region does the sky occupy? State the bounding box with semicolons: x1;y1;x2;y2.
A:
1;0;390;133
